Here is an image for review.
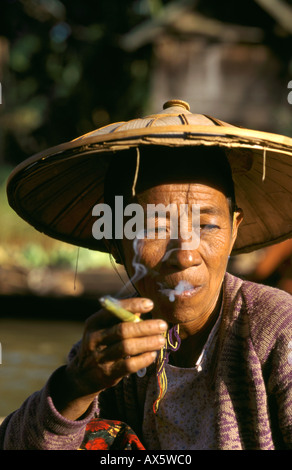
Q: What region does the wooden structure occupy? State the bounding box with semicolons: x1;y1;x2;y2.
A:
121;0;292;133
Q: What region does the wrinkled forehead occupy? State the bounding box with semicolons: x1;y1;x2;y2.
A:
104;145;235;205
136;182;230;208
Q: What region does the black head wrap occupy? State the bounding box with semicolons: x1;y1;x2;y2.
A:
104;145;236;210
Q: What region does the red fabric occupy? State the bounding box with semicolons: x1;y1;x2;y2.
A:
79;418;145;450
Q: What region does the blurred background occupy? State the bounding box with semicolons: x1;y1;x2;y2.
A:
0;0;292;421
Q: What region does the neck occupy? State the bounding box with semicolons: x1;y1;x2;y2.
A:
169;292;222;368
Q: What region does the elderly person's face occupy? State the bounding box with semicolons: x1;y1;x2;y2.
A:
120;182;242;327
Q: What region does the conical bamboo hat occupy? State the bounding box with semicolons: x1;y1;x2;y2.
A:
6;99;292;255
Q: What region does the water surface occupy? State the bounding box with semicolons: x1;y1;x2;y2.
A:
0;318;83;418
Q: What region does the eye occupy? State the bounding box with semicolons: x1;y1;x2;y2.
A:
155;226;169;239
143;225;169;239
200;224;219;231
146;226;168;233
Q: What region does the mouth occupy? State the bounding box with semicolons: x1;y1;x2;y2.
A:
158;280;202;302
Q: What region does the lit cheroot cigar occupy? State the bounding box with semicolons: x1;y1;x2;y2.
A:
99;295;142;323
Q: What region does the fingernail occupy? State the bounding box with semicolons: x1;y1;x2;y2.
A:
143;299;154;309
159;321;168;331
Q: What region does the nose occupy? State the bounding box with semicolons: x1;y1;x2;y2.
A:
162;239;202;270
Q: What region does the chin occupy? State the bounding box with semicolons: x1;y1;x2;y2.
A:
151;290;204;323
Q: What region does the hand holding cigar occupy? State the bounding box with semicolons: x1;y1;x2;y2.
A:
58;297;167;420
99;296;142;323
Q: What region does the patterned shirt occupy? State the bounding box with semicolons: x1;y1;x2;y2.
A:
142;312;221;450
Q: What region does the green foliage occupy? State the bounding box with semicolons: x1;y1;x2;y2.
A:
0;0;153;165
0;164;112;270
0;1;154;270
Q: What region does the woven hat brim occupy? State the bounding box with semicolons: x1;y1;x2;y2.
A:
6;125;292;255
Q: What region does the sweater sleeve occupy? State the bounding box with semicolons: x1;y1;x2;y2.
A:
266;321;292;449
0;366;98;450
246;282;292;449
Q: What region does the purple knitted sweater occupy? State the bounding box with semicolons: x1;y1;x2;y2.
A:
0;273;291;450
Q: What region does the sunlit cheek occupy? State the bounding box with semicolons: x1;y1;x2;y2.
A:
200;232;232;267
138;239;169;269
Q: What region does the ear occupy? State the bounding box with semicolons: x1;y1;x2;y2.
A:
229;208;243;254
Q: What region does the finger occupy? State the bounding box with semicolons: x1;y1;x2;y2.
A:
95;334;166;363
85;297;155;331
87;318;168;349
84;309;120;333
118;297;154;314
110;351;158;380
